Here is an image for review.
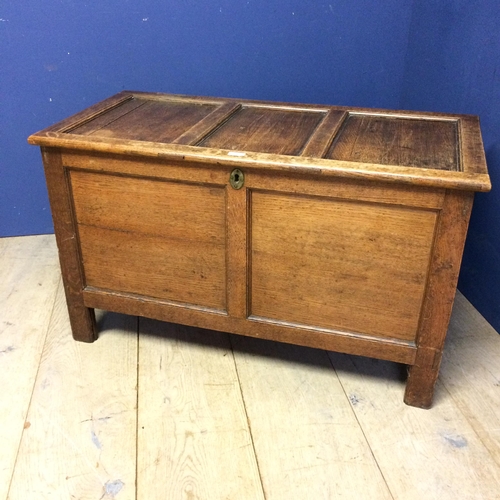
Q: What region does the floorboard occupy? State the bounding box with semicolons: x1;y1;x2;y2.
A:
328;350;500;499
8;284;138;500
231;335;393;500
136;319;264;500
440;291;500;467
0;235;60;499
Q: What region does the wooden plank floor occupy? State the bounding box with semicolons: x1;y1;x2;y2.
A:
1;234;499;499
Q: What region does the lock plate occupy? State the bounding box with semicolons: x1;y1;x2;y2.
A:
230;168;244;189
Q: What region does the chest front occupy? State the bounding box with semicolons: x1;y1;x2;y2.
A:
29;91;490;408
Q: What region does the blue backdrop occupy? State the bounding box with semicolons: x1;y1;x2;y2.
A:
1;1;498;331
400;1;500;333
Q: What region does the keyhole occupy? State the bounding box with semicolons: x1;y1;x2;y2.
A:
230;168;244;189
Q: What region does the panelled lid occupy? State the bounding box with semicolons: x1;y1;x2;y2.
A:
28;91;490;191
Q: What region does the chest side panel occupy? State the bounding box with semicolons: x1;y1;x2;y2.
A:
69;169;227;311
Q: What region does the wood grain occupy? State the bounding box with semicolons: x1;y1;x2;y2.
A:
79;224;227;310
62;152;230;185
8;283;138;499
78;99;217;143
137;319;264;500
172;102;241;145
0;235;60;500
459;115;488;175
245;169;445;209
68;97;147;135
199;106;325;155
42;148;97;342
250;190;437;341
225;184;249;319
70;170;226;244
82;287;417;364
328;114;459;171
404;190;474;408
300;109;348;158
70;170;227;310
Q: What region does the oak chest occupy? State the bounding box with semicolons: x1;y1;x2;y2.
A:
29;91;491;408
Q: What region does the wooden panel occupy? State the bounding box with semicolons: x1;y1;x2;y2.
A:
9;284;138;500
78;224;226;311
70;170;226;243
137;320;265;499
72;99;217;143
70;171;227;310
199;106;325;155
328;114;459;171
250;191;437;341
67;97;147;135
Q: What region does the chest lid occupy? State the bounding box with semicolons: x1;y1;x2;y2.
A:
28;90;490;191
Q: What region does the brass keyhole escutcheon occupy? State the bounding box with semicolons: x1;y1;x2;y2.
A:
230;168;244;189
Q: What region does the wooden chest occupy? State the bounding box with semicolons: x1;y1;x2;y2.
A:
29;91;491;408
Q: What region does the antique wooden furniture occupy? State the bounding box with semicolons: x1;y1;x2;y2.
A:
28;91;490;408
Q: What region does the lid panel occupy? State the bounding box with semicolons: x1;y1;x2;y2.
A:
198;106;325;156
67;98;147;135
327;114;459;171
69;98;217;143
28;91;490;192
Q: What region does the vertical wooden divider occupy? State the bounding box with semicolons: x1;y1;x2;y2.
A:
225;177;249;319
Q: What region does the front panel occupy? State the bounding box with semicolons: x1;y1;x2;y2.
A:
70;170;227;311
249;189;438;342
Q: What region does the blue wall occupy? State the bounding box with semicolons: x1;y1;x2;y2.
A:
401;1;500;332
1;0;412;235
1;1;499;331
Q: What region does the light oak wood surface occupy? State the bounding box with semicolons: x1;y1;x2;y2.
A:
249;190;437;340
2;234;500;499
